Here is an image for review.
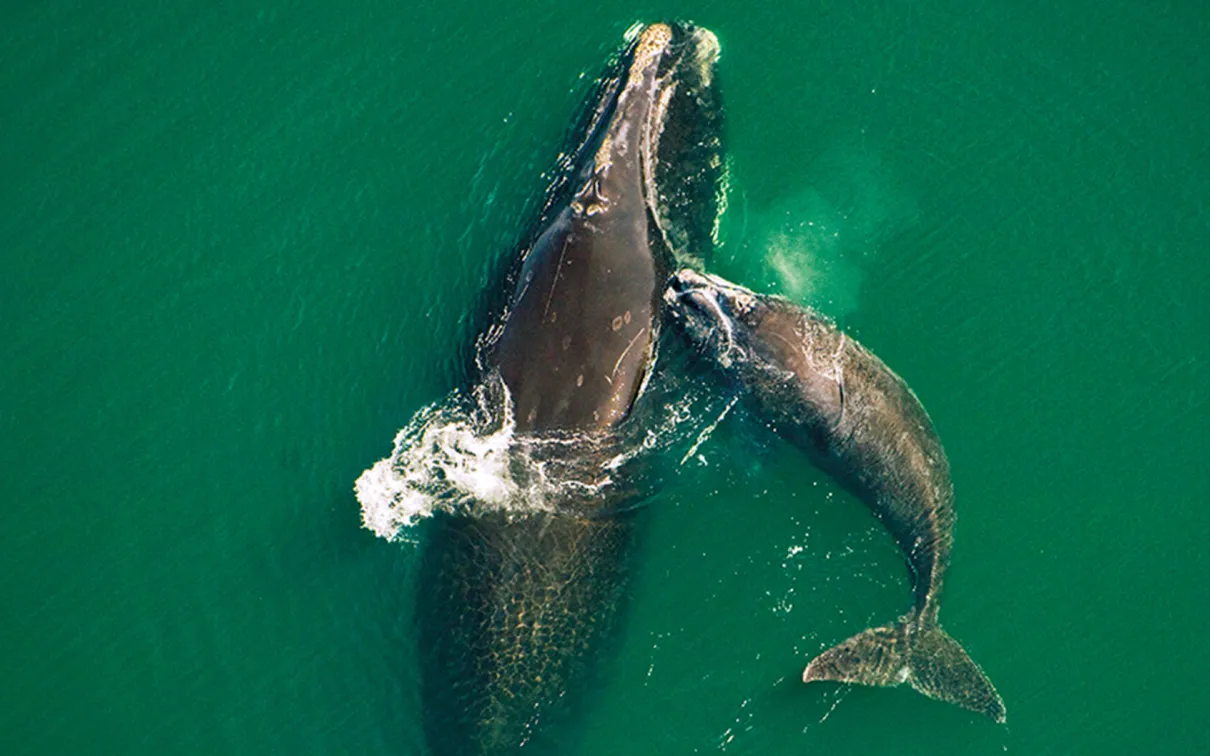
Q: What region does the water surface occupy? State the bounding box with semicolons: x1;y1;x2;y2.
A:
2;2;1207;754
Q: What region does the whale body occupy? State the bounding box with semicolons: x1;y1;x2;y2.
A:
418;24;725;755
667;269;1006;723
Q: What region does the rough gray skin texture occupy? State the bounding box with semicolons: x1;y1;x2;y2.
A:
418;24;724;756
418;510;639;756
666;269;1005;723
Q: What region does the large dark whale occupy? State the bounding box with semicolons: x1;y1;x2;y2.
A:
418;24;724;755
666;269;1006;723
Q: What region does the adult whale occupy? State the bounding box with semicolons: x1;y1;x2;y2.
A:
666;269;1006;723
418;24;724;755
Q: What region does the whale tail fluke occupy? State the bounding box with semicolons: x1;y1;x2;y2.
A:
802;616;1006;723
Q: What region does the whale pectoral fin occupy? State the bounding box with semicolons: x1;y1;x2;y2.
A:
802;622;909;688
907;625;1006;724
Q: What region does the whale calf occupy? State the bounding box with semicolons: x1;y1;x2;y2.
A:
666;269;1006;723
418;24;725;755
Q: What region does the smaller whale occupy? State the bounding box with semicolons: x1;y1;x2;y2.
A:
666;269;1006;723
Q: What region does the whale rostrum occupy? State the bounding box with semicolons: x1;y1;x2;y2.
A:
667;269;1006;723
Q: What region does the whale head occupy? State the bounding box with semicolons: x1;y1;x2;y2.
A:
490;23;726;432
551;21;725;268
665;268;771;367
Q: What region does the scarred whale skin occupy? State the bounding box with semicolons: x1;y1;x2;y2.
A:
491;22;722;432
667;269;1006;723
417;24;725;756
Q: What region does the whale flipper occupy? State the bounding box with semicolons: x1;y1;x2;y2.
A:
803;617;1006;723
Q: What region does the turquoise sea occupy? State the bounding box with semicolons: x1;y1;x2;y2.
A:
3;1;1207;754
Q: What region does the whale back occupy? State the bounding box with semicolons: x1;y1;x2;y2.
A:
489;24;723;433
418;26;726;756
668;270;953;612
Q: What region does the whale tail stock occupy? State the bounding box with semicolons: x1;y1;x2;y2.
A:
802;613;1006;723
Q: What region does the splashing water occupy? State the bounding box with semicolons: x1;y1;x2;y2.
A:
354;363;734;542
353;375;623;541
354;378;528;541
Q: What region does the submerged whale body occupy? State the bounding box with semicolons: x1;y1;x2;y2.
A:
667;269;1006;723
418;24;724;755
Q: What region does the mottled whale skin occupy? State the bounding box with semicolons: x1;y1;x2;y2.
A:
667;269;1005;723
418;25;724;756
491;24;723;431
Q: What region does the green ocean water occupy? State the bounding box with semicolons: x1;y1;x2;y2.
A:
3;1;1207;754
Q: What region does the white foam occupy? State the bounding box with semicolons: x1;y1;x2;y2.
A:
680;394;739;466
354;379;532;542
355;360;737;542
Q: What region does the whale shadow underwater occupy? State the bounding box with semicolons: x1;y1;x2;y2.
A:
383;21;1003;756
